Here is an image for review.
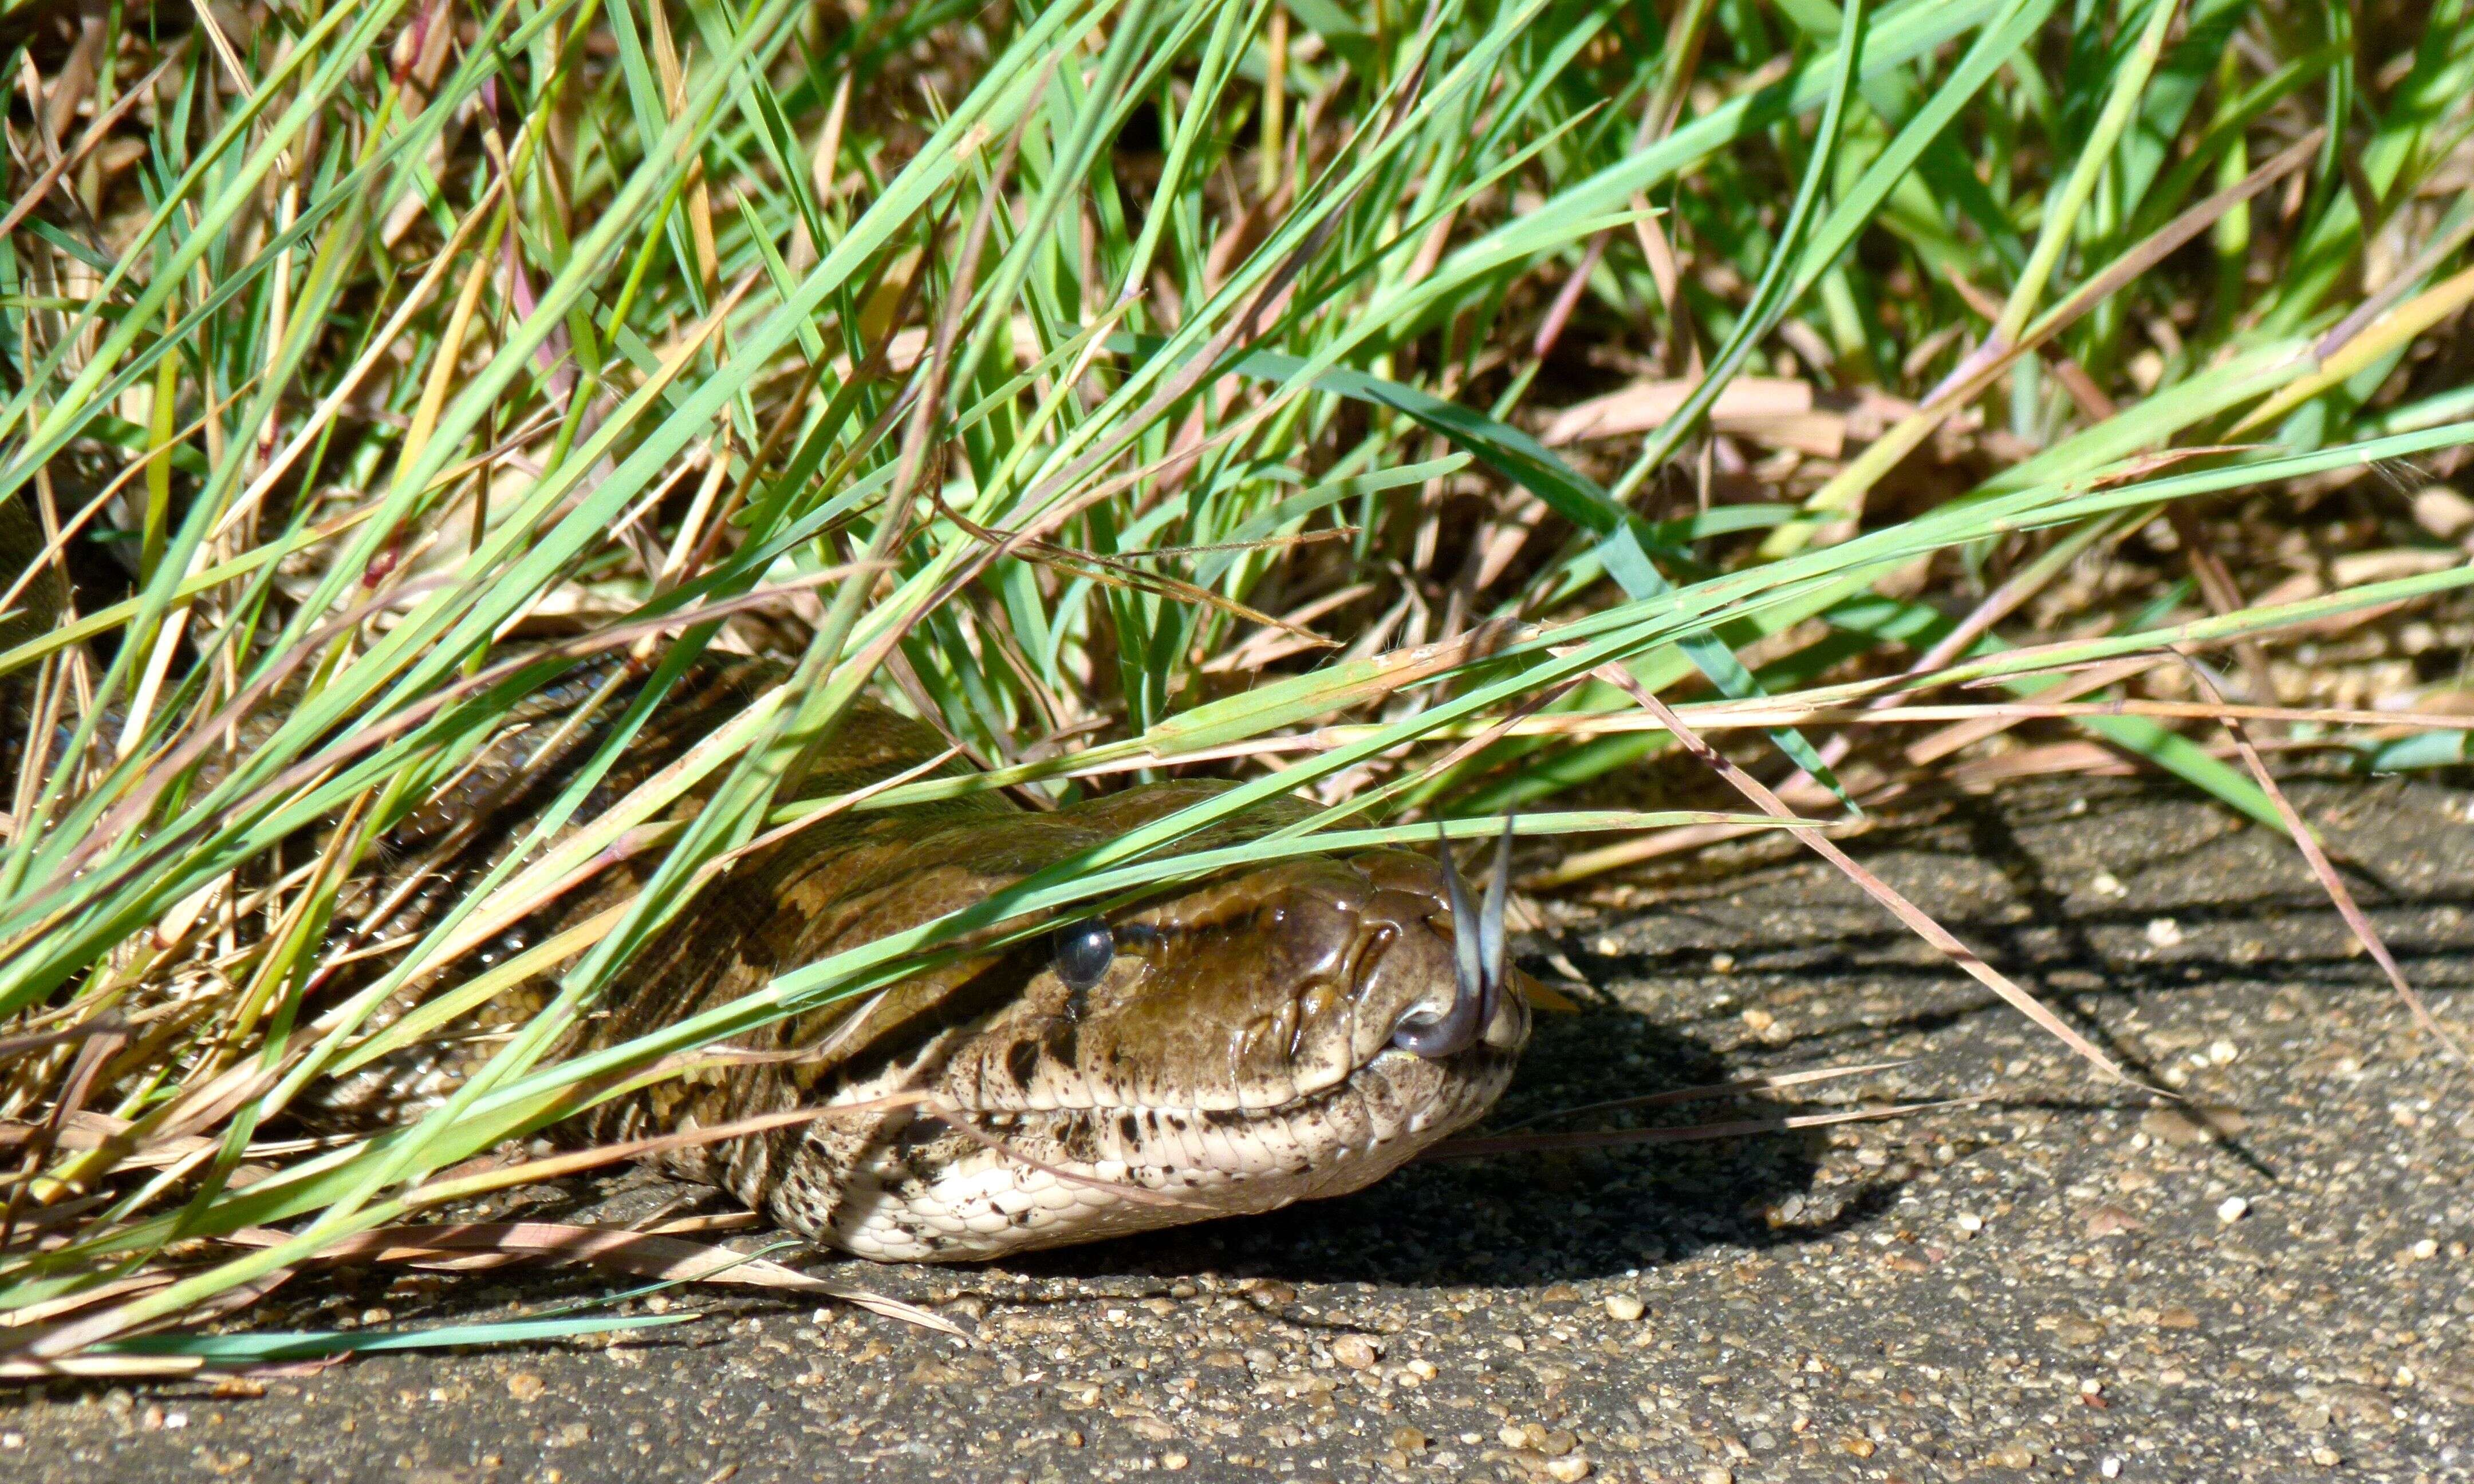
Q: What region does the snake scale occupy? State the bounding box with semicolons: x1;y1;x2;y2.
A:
3;495;1531;1260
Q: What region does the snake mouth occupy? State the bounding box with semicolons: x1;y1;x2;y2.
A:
964;1024;1525;1127
968;1032;1519;1170
832;1021;1523;1260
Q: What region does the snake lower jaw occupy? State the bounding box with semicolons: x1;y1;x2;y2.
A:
775;1029;1525;1263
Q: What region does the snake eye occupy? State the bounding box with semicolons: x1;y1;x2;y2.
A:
1052;919;1115;991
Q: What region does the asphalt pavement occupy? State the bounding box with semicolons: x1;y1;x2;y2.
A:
6;776;2471;1483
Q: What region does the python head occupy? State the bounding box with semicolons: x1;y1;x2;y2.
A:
727;790;1534;1261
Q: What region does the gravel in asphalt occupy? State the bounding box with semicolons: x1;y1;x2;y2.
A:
6;777;2471;1483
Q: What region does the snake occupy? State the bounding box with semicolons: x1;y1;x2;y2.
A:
3;494;1532;1261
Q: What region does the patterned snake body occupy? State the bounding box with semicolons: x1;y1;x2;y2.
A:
5;498;1531;1260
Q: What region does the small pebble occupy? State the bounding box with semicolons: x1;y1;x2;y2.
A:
1544;1458;1591;1482
2085;1204;2143;1237
2216;1195;2250;1223
2089;870;2126;898
506;1373;546;1402
1160;1453;1188;1471
2412;484;2474;539
1953;1211;1983;1233
1603;1293;1645;1322
2100;1459;2122;1479
1331;1335;1381;1370
2145;917;2184;948
2141;1105;2245;1146
2048;1313;2106;1348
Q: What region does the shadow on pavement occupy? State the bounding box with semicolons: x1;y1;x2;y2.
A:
1007;978;1858;1289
